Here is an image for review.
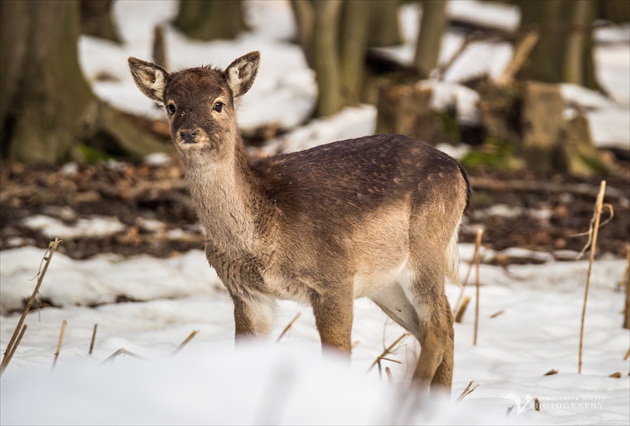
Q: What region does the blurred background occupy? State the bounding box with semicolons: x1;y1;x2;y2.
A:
1;0;628;260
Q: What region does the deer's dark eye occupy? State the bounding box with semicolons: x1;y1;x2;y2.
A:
213;102;224;112
167;104;176;115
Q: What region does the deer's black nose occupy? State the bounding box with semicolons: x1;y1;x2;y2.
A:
179;130;199;144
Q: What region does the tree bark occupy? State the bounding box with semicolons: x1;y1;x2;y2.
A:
520;81;565;173
517;0;600;90
174;0;246;40
312;0;343;117
290;0;315;68
414;0;447;79
1;0;167;164
339;0;371;103
367;0;402;47
80;0;121;43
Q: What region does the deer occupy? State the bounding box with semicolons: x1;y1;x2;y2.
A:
128;51;470;391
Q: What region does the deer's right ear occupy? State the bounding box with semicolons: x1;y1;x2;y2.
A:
128;57;169;104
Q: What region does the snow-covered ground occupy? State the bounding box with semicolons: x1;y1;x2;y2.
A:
2;1;629;424
1;246;628;424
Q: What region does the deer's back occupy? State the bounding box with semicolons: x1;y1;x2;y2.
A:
252;134;467;222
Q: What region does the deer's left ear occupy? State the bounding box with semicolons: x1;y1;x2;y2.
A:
225;51;260;98
128;57;169;104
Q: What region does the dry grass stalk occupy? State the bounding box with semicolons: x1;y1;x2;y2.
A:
489;310;504;319
89;324;98;355
453;228;484;316
575;203;614;259
609;371;622;378
101;348;146;364
578;180;606;374
52;320;68;370
379;357;402;365
455;296;471;323
456;380;479;402
276;312;301;343
0;238;62;375
385;366;394;383
171;330;199;355
623;248;629;329
623;347;630;361
534;397;541;411
544;369;559;376
473;230;483;346
0;325;28;376
368;333;410;372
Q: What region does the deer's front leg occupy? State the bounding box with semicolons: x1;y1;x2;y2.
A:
231;294;276;340
309;283;354;355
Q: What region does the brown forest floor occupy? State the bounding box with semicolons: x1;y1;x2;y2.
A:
1;155;628;262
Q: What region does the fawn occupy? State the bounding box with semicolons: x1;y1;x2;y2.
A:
129;51;469;390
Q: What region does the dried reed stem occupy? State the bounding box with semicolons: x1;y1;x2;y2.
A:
89;324;98;355
101;348;146;364
1;238;62;375
456;380;479;402
368;333;410;372
52;320;67;370
171;330;199;355
453;228;484;316
578;180;606;374
623;347;629;361
385;366;394;383
0;325;28;376
489;310;504;319
473;230;483;346
623;248;629;329
575;203;614;259
455;296;471;323
276;312;301;343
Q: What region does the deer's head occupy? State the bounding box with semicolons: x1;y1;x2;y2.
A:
128;52;260;159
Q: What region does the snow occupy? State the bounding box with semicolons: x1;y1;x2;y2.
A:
21;215;126;240
1;245;628;424
1;1;629;424
447;0;521;33
77;0;629;151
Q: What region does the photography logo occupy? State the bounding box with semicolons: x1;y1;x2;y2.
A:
503;393;532;414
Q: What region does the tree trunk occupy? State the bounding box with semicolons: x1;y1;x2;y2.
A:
377;83;457;145
312;0;343;117
414;0;447;79
339;0;371;103
1;0;167;164
367;0;402;47
174;0;246;40
517;0;600;91
80;0;121;43
290;0;315;67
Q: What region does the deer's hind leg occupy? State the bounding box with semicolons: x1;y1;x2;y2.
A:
370;264;454;391
405;215;457;390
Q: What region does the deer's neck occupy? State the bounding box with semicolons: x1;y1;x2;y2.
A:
181;141;272;254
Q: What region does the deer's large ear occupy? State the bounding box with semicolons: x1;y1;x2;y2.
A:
225;51;260;98
128;57;169;104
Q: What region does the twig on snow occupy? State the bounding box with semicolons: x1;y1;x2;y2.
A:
52;320;68;370
578;181;606;374
1;238;62;376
